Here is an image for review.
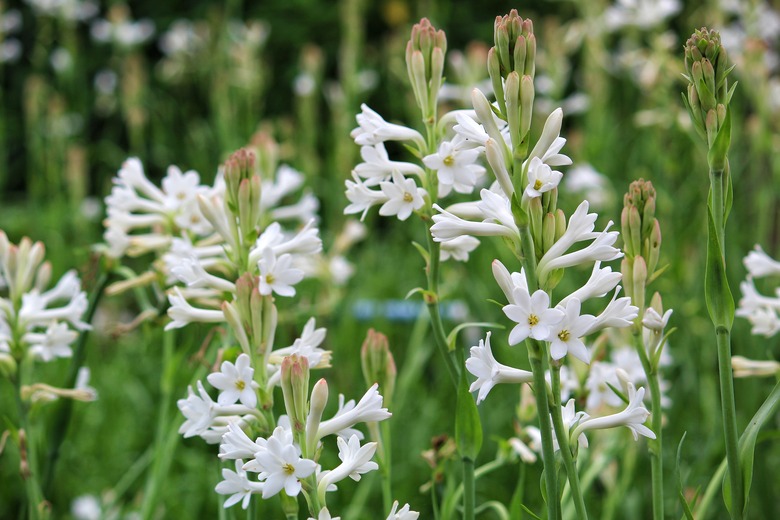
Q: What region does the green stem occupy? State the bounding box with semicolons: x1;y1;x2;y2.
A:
43;270;110;495
549;365;587;520
632;332;664;520
424;231;459;387
463;457;476;520
140;329;179;520
449;456;508;508
380;420;393;512
15;367;47;520
708;169;742;519
527;341;560;520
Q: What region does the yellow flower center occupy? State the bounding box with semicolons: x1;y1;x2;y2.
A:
443;155;455;167
235;379;246;391
528;314;539;326
266;274;276;285
558;329;570;342
403;192;414;203
283;463;295;475
533;179;543;190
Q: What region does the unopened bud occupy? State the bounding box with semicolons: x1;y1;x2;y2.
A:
281;354;310;437
554;208;566;242
487;48;506;115
361;329;396;407
406;18;447;120
542;212;557;255
647;220;662;275
505;72;522;150
224;149;256;214
519;75;535;141
0;353;17;378
632;256;648;314
305;378;329;453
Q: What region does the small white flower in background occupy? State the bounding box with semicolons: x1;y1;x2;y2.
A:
524;157;563;199
378;170;426;221
604;0;681;31
422;136;485;197
387;501;420;520
508;436;538;464
75;367;98;401
564;164;612;209
166;287;225;330
219;422;265;461
207;354;258;408
71;494;102;520
258;248;305;297
309;508;341;520
215;460;263;509
503;286;565;344
585;361;624;410
744;244;780;278
466;332;534;404
548;299;596;364
732;356;780;378
354;143;425;185
25;322;78;362
252;426;317;499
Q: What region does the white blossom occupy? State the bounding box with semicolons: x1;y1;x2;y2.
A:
351;104;425;147
548;299;596;363
387;501;420;520
503;287;565;344
258;248;305;297
207;354;258;408
465;332;534;404
253;426;317;498
423;136;485;197
317;384;391;441
215;460;263;509
524;157;563;199
744;244;780;278
378;170;427;221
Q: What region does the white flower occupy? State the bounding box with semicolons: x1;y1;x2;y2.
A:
170;256;235;293
564;164;611;208
166;287;225;330
354;144;425;185
584;287;638;335
220;422;265;460
71;495;102;520
423;136;485;196
485;137;514;197
465;332;534;404
431;189;519;243
526;108;572;167
253;426;317;498
548;299;596;363
585;361;624;411
557;399;590;450
378;170;426;221
309;508;341;520
558;262;622;306
642;307;673;332
25;322;78;362
573;383;655;441
732;356;780;378
524;157;563;199
258;248;305;297
344;172;389;220
504;287;565;344
387;501;420;520
207;354;258;408
604;0;681;31
178;381;219;438
215;460;263;509
318;435;378;494
744;244;780;278
454;111;491;146
317;384;391;441
351;104;425;147
492;260;528;305
19;290;91;331
440;236;480;262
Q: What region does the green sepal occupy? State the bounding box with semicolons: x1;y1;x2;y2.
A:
704;205;734;330
456;364;483;461
403;142;423;159
646;263;671;286
651;327;677;370
707;106;731;172
605;382;629;406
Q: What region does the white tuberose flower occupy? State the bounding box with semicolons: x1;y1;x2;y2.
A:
317;384;391;440
254;426;317;499
466;332;534;404
207;354;258;408
378;170;426;221
548;299;596;364
503;286;565;344
387;501;420;520
215;460;263;509
744;244;780;278
573;382;656;441
258;248;305;297
524;156;563;199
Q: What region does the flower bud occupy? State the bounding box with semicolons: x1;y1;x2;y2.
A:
406;18;447;120
281;354;310;437
361;329;396;408
0;353;17;378
542;212;557;255
519;74;534;139
529;197;544;254
305;378;329;454
632;256;648;318
505;72;522;150
223;149;256;215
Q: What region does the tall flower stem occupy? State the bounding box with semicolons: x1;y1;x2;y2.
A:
14;368;48;520
549;365;588;520
424;232;459;387
708;166;742;519
632;332;664;520
518;220;560;520
140;329;179;520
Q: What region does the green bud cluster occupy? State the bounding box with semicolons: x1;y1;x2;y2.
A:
223;149;263;238
620;179;662;317
488;10;536;153
682;28;736;169
281;354;311;440
360;329;397;409
405;18;447;122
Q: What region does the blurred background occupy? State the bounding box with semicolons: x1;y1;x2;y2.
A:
1;0;779;518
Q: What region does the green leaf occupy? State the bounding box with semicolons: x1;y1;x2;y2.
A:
723;380;780;517
456;367;483;461
411;241;430;265
704;205;735;329
707;106;732;172
446;322;503;350
676;432;695;520
520;504;543;520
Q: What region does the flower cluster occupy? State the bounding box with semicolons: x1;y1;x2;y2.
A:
0;232;90;365
737;245;780;337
